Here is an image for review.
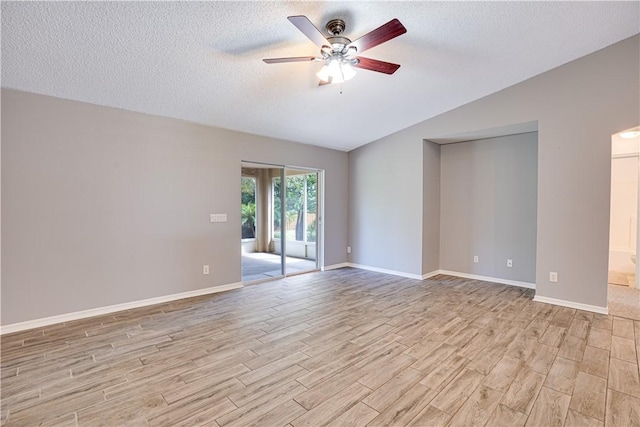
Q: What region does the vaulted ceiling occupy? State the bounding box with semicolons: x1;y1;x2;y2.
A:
2;2;638;151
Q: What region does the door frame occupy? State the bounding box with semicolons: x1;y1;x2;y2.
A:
281;166;323;276
240;161;324;283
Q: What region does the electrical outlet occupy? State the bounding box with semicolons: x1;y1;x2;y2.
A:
549;272;558;283
203;265;209;275
473;256;479;263
347;246;351;254
507;259;513;268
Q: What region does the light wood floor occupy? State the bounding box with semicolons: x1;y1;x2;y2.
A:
2;269;640;426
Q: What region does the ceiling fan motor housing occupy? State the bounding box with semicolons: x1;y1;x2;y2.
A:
325;19;346;36
327;36;352;51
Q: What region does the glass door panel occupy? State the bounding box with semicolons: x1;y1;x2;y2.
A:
285;169;319;274
241;162;284;282
271;169;285;275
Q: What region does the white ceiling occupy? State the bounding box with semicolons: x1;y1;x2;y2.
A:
2;2;639;151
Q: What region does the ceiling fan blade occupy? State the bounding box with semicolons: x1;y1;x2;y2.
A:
347;18;406;54
354;57;401;75
287;15;329;48
318;79;331;86
263;56;317;64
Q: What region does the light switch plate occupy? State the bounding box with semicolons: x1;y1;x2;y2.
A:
210;214;227;223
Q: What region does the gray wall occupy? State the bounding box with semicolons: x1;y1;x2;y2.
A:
347;134;424;275
440;133;538;283
422;140;441;274
1;89;349;325
349;34;639;308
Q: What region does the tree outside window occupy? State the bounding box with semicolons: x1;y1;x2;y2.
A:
273;173;317;242
241;177;256;239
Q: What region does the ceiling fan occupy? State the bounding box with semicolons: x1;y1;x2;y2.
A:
263;15;407;85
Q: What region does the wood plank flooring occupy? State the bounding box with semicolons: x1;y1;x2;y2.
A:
2;269;640;426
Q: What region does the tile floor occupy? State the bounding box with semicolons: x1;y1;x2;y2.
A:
1;269;640;426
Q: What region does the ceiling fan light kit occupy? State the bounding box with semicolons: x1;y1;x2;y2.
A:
263;15;407;86
316;61;356;84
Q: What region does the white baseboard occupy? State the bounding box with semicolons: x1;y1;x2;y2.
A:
533;295;608;315
322;263;350;271
438;270;536;290
347;263;423;280
422;270;441;280
0;282;243;335
343;265;536;288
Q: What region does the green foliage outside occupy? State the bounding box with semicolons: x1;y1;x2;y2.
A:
273;173;317;242
241;177;256;239
241;177;256;205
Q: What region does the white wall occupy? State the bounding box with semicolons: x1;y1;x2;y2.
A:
609;156;638;273
1;89;349;325
349;35;639;309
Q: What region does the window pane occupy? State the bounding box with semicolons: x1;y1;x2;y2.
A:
273;177;281;239
306;174;317;243
286;175;305;242
241;177;256;239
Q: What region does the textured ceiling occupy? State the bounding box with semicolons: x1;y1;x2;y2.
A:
2;2;639;151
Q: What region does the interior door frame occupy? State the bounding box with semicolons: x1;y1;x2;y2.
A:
636;153;639;289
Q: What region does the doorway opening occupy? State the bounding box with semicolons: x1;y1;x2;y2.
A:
241;162;322;283
607;126;640;319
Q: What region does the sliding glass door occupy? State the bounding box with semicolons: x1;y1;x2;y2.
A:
241;162;320;283
284;169;319;275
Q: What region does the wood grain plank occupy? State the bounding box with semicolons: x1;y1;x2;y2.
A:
558;335;587;362
544;356;579;395
362;367;424;412
501;368;545;414
611;335;638;363
524;386;570;427
579;345;609;378
430;368;484;415
294;366;366;411
447;385;503;427
568;318;591;339
243;399;307;427
608;358;640;398
419;354;468;390
406;404;451;427
605;389;640;427
217;381;307;427
565;409;603;427
290;382;371;426
326;402;379;427
587;327;611;351
485;404;527;427
482;355;523;393
368;383;437;426
612;317;635;339
569;372;607;421
540;324;567;347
